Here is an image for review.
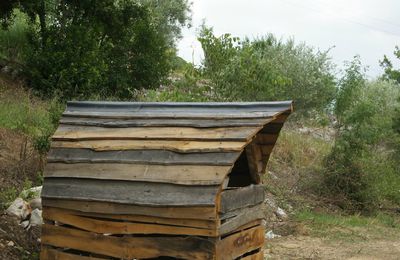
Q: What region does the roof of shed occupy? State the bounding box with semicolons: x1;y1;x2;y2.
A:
42;101;293;207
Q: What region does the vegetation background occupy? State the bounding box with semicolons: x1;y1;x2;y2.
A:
0;0;399;259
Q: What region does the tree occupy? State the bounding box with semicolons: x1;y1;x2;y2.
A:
198;26;336;114
324;57;400;211
380;46;400;83
0;0;192;99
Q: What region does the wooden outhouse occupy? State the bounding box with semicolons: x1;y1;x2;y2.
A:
41;101;293;260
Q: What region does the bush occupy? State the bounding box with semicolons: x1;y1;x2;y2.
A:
324;58;400;211
198;26;337;115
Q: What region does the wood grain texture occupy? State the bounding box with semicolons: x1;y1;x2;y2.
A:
220;185;265;213
51;140;246;153
216;225;265;260
42;178;219;206
42;224;215;259
241;250;264;260
52;125;259;141
44;207;216;236
47;148;238;166
42;199;217;220
219;205;265;235
63;110;278;119
45;163;231;185
60;117;268;128
43;207;215;229
41;246;104;260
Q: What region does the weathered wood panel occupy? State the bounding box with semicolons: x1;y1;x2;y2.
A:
220;185;265;213
42;178;219;206
60;117;268;128
52;126;259;141
45;163;231;185
219;205;265;235
42;199;216;220
41;246;105;260
42;224;215;259
51;140;246;153
43;207;215;229
47;148;238;166
259;122;284;134
44;207;216;236
215;225;265;260
241;250;264;260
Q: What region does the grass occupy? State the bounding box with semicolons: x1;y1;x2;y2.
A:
294;209;400;242
0;76;63;153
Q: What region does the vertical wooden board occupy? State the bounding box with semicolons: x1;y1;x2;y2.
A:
216;225;265;260
42;224;215;259
43;207;216;236
245;142;263;183
41;246;105;260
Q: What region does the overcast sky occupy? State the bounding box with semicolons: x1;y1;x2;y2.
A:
177;0;400;78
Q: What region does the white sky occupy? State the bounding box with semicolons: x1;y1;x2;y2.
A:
177;0;400;78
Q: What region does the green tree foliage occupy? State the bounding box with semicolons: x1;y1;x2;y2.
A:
324;57;400;211
0;0;191;99
380;46;400;83
198;26;336;114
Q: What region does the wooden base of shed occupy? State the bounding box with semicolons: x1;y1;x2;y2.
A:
40;217;265;260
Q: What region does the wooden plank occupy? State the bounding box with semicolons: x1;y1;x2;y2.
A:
241;250;264;260
52;126;259;141
44;163;231;185
219;205;265;235
42;199;216;220
63;111;278;119
216;225;265;260
42;224;215;259
51;140;246;153
44;207;216;236
59;117;267;128
42;178;219;206
259;122;284;134
256;133;278;145
41;246;105;260
43;207;215;229
245;142;263;183
47;148;238;166
220;185;265;213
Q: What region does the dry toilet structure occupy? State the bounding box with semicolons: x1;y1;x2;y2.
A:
40;101;293;260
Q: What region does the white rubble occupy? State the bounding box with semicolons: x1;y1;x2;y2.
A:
5;198;31;220
275;207;288;220
29;209;43;226
265;230;281;239
19;186;42;199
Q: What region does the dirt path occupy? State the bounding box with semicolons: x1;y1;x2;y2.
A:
264;227;400;259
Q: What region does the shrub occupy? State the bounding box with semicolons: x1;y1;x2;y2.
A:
198;26;337;115
324;57;400;211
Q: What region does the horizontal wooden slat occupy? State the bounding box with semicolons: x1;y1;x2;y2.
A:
41;246;105;260
52;126;259;141
42;224;215;259
219;205;265;235
241;249;264;260
42;178;219;206
216;225;265;260
43;207;215;229
45;163;231;185
51;140;246;153
60;117;268;128
47;148;239;166
220;185;265;213
44;207;216;236
42;199;216;220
